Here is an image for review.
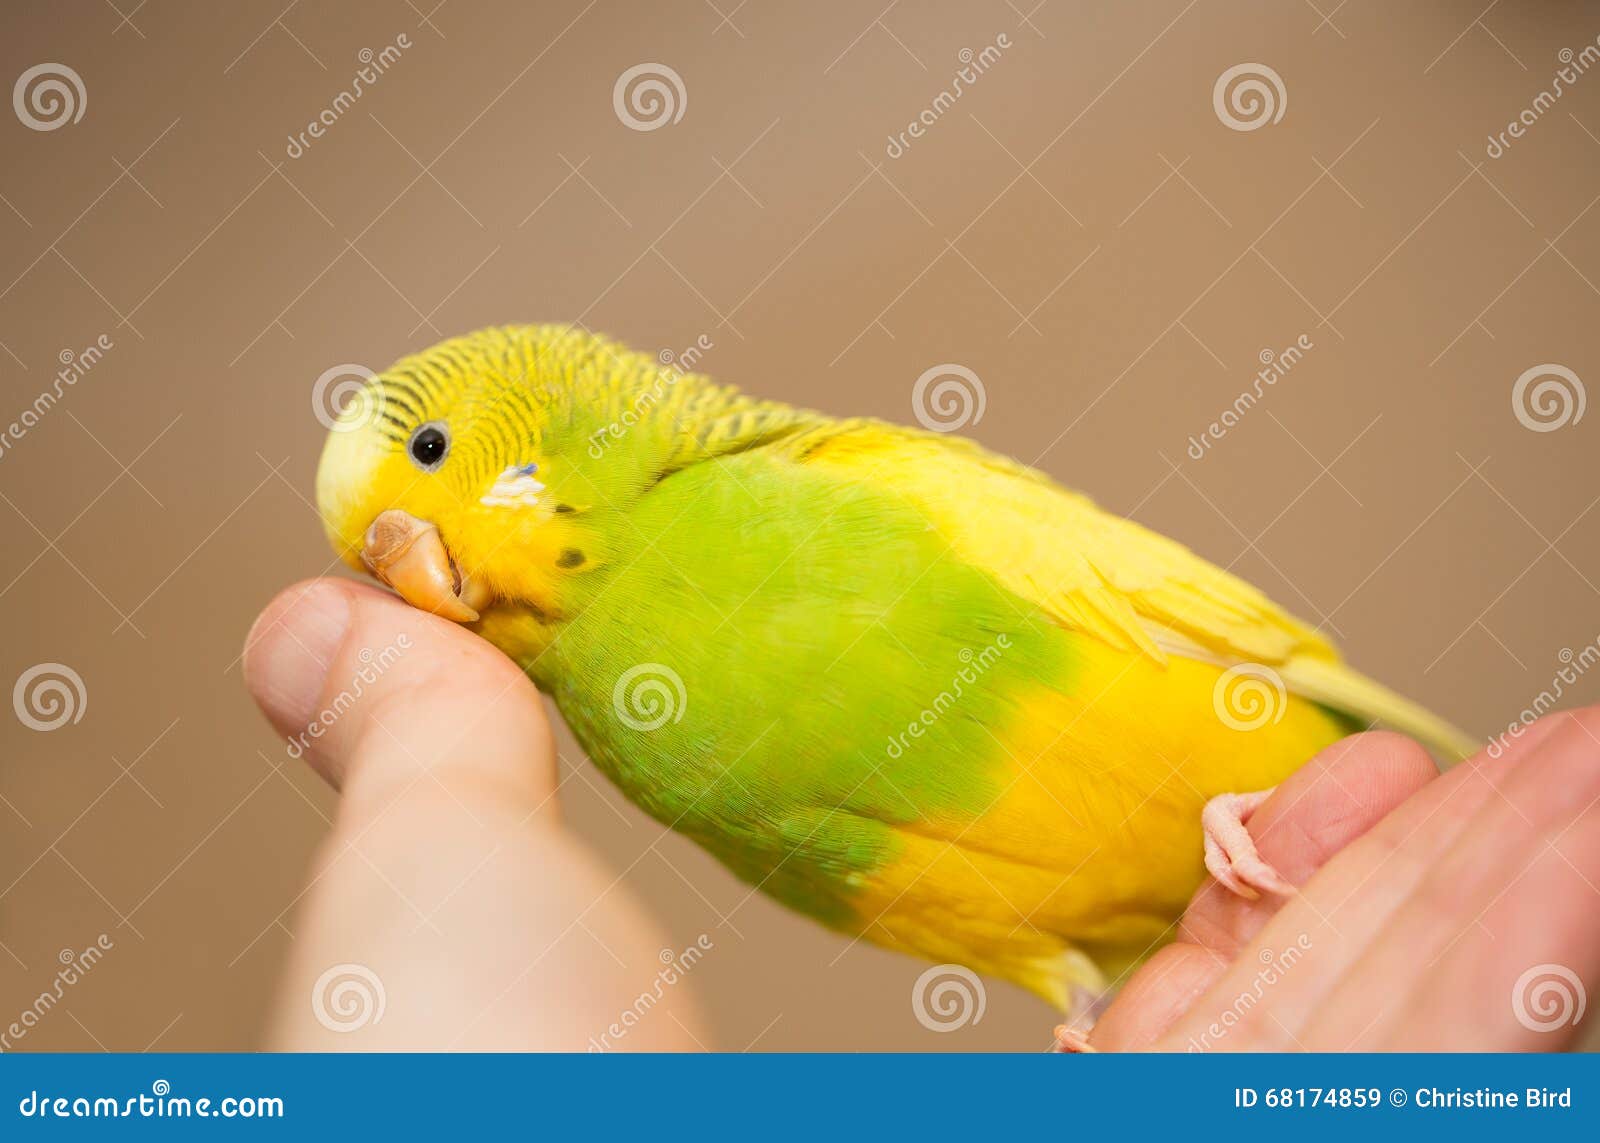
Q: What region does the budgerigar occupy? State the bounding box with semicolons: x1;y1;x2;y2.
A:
314;325;1475;1013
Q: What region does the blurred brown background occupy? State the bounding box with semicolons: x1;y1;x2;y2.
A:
1;0;1597;1051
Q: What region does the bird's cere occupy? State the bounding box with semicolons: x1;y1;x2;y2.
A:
480;463;546;508
359;509;491;623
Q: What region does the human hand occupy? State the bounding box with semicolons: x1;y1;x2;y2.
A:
243;578;705;1049
1082;712;1600;1051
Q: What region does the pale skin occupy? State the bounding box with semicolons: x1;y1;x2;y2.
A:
1085;712;1600;1051
245;578;1600;1050
244;578;705;1049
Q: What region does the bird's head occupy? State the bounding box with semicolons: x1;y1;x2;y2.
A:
315;325;711;641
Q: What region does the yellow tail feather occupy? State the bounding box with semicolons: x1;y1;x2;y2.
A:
1279;656;1479;763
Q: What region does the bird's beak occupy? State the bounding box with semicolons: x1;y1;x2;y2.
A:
359;509;492;623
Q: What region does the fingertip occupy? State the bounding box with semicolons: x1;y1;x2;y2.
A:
243;578;355;741
326;585;555;809
1253;730;1438;879
244;576;553;804
1325;729;1439;798
1282;730;1435;815
242;578;399;700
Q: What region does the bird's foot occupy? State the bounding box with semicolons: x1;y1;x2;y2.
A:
1201;788;1293;900
1052;1025;1097;1053
1050;983;1106;1052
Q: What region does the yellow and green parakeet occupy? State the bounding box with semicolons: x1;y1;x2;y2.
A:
314;325;1475;1011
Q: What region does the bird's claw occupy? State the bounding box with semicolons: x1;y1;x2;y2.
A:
1201;788;1294;900
1052;1025;1097;1053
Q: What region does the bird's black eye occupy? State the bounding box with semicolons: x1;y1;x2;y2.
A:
407;422;450;471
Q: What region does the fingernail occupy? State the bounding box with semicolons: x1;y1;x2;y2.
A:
243;582;351;739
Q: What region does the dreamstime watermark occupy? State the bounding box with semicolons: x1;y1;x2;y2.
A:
312;363;383;432
284;635;411;758
1185;334;1312;460
1213;63;1286;132
284;35;412;158
886;635;1011;759
612;663;687;732
311;963;386;1033
12;663;87;732
613;63;686;131
13;63;85;130
1185;935;1312;1051
911;963;986;1032
1487;637;1600;759
1486;40;1600;159
1511;963;1586;1033
911;363;986;433
587;334;714;459
1212;663;1287;732
0;334;113;462
0;935;114;1051
16;1081;283;1120
1511;363;1585;432
588;935;713;1050
885;34;1013;159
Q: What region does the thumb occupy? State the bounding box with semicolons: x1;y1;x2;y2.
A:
242;578;557;819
